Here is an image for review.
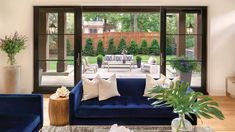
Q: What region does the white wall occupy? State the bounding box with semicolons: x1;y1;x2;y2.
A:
1;0;235;95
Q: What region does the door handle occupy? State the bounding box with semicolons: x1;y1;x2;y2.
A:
76;52;80;66
160;53;164;66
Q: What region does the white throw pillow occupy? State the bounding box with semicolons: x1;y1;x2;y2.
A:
82;75;99;101
98;74;120;101
144;74;166;97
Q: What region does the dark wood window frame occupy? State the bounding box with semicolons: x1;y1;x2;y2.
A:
33;6;207;94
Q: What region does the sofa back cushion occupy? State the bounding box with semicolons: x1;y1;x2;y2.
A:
116;78;146;96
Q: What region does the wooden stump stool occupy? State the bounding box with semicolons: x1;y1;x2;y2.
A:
49;94;69;126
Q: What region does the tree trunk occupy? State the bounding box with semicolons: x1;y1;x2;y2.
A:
133;13;138;32
130;13;133;32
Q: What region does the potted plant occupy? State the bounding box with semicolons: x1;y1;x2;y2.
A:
0;32;26;93
169;57;198;84
136;55;142;68
97;54;103;68
148;81;224;132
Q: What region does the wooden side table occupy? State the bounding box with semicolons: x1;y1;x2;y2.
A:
49;94;69;126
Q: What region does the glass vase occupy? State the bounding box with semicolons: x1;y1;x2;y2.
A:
171;114;193;132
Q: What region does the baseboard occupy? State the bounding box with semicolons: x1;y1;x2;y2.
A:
208;89;226;96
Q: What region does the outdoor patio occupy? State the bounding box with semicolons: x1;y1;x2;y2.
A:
40;64;201;87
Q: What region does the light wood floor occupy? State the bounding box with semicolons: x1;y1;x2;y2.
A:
43;95;235;132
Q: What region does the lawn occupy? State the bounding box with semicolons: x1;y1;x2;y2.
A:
48;55;175;71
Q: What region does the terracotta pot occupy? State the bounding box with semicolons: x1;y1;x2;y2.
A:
3;66;20;93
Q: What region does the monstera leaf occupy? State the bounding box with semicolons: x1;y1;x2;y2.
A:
148;81;224;120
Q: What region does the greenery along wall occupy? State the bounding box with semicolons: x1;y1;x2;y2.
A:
48;12;195;56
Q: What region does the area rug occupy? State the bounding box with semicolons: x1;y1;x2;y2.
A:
41;125;171;132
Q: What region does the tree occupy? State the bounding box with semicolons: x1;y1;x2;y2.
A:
96;40;105;55
117;38;127;54
140;39;149;54
66;38;73;56
107;38;116;54
128;40;139;55
83;38;94;56
149;39;160;55
166;37;174;55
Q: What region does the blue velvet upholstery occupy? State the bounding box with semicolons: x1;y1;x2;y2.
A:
69;78;197;125
0;94;43;132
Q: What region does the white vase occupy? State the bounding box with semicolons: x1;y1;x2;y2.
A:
171;114;193;132
3;66;21;93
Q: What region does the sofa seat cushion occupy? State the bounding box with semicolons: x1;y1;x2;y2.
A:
0;114;40;132
75;96;176;118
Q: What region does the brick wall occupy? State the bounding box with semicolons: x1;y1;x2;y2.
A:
67;32;160;49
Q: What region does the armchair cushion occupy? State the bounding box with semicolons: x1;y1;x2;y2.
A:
0;114;40;132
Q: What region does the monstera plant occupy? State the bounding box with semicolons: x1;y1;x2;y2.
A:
148;81;224;132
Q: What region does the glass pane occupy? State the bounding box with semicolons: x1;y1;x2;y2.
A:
65;13;75;34
38;35;58;60
186;13;200;34
166;34;202;87
166;13;178;34
39;60;74;87
82;12;161;78
39;11;58;34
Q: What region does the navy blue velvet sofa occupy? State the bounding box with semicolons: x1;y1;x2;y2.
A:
0;94;43;132
69;78;197;125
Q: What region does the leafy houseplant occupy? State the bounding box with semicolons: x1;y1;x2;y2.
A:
0;32;26;93
136;55;142;68
0;32;26;65
148;81;224;132
97;54;103;68
169;57;198;84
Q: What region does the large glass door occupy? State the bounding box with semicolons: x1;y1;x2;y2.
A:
34;7;82;93
161;7;207;93
34;6;207;94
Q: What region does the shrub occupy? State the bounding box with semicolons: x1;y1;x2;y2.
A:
117;38;127;54
97;54;103;62
149;39;160;55
107;38;116;54
169;56;198;73
166;37;173;55
140;39;149;54
128;40;139;55
83;38;94;56
66;38;73;56
96;40;105;55
136;55;142;61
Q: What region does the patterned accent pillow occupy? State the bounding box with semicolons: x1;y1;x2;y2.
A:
105;55;113;61
126;55;133;61
115;55;123;61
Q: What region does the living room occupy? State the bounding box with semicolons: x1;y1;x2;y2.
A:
0;0;235;132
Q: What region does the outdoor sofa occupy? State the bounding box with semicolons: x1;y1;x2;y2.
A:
103;55;134;68
0;94;43;132
69;78;197;125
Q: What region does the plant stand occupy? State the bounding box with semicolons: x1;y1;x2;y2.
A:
3;66;20;93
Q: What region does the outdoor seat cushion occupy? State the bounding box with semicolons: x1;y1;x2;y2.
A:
0;114;40;132
75;96;177;118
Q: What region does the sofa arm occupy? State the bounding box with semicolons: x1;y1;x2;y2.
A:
0;94;43;124
69;80;83;124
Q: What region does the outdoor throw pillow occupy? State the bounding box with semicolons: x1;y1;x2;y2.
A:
98;74;120;101
143;74;166;97
82;75;99;101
